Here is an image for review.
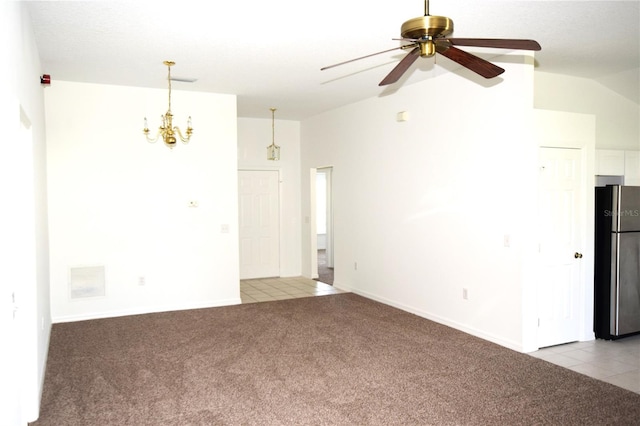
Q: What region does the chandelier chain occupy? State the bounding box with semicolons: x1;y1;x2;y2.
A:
167;64;172;113
271;108;275;144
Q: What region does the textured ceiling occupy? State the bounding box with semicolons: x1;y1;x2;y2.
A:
25;0;640;120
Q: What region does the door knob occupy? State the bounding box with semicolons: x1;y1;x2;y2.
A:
574;252;583;259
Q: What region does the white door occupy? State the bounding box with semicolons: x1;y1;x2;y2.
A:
238;170;280;279
537;147;582;348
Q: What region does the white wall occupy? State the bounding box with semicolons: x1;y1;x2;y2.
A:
46;81;240;322
596;68;640;106
237;117;302;277
0;1;51;423
301;56;538;351
535;71;640;151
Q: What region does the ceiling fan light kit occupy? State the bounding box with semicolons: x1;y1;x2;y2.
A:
321;0;541;86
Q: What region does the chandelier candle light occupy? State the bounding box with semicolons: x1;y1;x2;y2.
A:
143;60;193;149
267;107;280;161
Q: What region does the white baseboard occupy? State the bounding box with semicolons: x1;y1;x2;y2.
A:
52;298;242;323
348;288;524;353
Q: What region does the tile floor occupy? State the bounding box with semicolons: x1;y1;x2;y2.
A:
240;276;343;304
529;335;640;394
241;277;640;395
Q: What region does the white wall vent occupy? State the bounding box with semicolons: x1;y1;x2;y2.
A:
69;265;105;299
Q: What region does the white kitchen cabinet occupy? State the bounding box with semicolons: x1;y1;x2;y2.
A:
595;150;625;175
624;151;640;185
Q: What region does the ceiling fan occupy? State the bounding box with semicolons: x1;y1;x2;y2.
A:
321;0;541;85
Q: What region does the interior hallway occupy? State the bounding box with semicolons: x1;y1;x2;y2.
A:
315;249;334;285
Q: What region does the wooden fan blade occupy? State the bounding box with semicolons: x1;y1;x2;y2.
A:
445;38;541;51
379;47;421;86
436;44;504;79
321;46;412;71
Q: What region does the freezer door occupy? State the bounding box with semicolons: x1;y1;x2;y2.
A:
611;186;640;232
611;232;640;336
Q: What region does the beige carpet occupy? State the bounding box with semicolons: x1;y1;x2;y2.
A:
32;293;640;425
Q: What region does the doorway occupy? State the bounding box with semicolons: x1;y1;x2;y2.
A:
238;170;280;279
315;167;333;284
537;147;583;348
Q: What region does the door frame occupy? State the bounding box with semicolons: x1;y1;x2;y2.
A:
317;167;334;269
308;168;318;279
536;147;583;348
534;144;595;350
307;166;334;280
237;168;282;279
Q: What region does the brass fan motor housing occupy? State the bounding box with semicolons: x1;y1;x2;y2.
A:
401;15;454;40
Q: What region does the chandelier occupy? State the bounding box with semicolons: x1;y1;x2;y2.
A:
267;107;280;161
143;60;193;149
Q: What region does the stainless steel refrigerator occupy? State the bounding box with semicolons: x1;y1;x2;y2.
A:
594;185;640;340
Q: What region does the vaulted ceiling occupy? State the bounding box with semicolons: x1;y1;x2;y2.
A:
25;0;640;120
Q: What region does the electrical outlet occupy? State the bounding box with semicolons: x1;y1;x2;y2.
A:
138;276;146;286
462;288;468;300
